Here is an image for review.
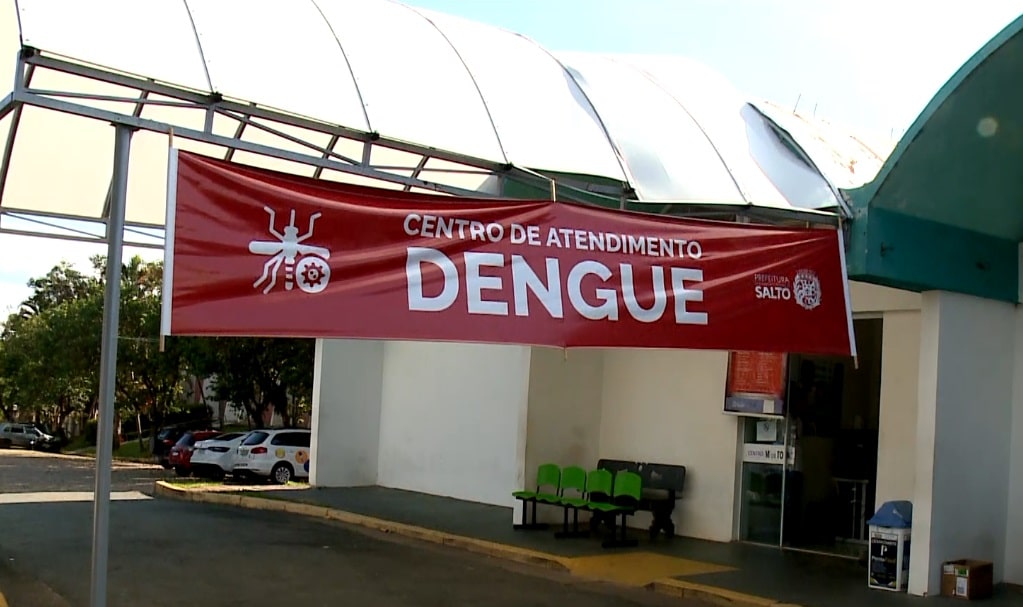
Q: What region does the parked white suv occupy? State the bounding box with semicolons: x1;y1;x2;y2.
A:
232;428;311;484
189;432;250;480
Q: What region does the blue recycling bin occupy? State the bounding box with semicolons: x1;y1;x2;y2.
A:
867;501;913;592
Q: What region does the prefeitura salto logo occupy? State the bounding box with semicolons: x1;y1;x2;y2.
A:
248;206;331;295
792;269;822;310
754;269;822;310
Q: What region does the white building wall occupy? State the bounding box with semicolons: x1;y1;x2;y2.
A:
376;341;531;509
309;338;385;486
599;348;736;542
849;281;921;313
523;347;605;523
909;291;1015;596
1003;305;1023;584
308;279;929;549
873;311;921;509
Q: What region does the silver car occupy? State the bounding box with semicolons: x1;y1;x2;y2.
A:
0;422;61;451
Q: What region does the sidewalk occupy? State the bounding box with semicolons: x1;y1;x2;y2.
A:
154;482;1023;607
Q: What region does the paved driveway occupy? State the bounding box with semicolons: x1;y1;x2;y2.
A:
0;448;167;493
0;450;704;606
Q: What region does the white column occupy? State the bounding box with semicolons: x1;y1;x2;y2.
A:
874;311;921;510
909;291;1015;595
309;338;385;486
1003;301;1023;583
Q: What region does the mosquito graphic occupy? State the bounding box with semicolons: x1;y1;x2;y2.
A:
249;206;331;294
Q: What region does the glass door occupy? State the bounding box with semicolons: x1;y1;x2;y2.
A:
737;416;791;545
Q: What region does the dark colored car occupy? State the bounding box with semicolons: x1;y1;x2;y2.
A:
153;426;188;469
168;430;221;477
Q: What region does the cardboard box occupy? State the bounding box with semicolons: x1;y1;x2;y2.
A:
941;560;994;600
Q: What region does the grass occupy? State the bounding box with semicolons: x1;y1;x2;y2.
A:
67;439;153;463
164;477;308;491
221;424;253;433
164;478;226;489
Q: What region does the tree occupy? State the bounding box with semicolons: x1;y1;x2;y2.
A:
19;262;97;317
110;256;189;448
0;255;314;445
0;336;21;421
0;295;100;433
183;336;314;429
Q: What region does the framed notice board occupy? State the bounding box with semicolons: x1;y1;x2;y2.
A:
723;350;788;417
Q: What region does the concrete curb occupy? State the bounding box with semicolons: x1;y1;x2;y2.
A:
153;482;796;607
646;579;798;607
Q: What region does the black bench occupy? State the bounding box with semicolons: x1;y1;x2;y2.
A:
592;458;686;540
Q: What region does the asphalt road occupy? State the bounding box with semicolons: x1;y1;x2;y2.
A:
0;450;704;607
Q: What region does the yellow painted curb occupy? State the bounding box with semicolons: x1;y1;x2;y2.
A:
0;587;8;607
153;482;794;607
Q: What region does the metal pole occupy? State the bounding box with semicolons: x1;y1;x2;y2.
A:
90;124;132;607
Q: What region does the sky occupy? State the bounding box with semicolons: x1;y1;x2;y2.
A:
1;0;1022;315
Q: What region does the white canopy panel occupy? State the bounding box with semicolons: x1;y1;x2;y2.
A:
753;100;894;191
3;0;889;234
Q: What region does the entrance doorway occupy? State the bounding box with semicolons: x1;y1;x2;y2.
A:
737;318;883;558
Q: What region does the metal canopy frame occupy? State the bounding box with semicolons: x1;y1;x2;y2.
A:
0;47;635;248
0;47;842;249
0;44;845;607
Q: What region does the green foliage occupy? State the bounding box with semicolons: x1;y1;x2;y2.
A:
182;336;313;428
0;254;315;438
0;269;101;427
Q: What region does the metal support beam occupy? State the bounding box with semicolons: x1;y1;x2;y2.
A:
217;108;360;166
90;124;132;607
131;89;150;118
404;155;430;192
18;52;580;203
312;134;340;179
15;89;490;197
224;116;248;162
0;63;35;211
0;226;162;249
23;52;513;173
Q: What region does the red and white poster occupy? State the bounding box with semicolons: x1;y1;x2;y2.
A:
161;150;857;356
724;351;789;416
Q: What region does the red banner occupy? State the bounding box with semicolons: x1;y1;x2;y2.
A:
162;151;856;356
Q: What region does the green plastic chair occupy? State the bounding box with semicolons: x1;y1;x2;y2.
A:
582;469;615;510
593;470;643;548
512;463;561;502
553;465;590;538
589;472;640;512
614;471;642;501
557;466;589;508
513;463;561;529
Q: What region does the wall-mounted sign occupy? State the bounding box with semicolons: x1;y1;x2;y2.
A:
756;419;778;442
742;442;794;466
724;350;788;417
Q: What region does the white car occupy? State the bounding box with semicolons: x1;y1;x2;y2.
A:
189;432;250;480
232;428;312;484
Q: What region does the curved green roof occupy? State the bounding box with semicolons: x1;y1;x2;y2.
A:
850;12;1023;241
